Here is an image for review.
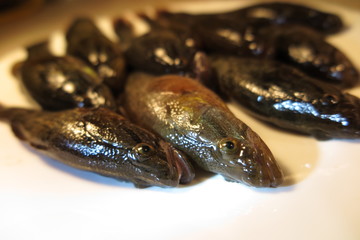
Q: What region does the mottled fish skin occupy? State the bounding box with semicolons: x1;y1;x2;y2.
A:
123;73;284;188
263;25;359;89
66;18;127;94
0;106;194;187
210;55;360;140
14;42;117;111
215;2;344;35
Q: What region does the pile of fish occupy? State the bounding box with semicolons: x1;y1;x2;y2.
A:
1;2;359;188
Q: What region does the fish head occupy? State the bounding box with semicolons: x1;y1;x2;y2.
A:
312;92;360;140
125;29;200;75
126;133;194;188
214;127;283;188
198;109;284;188
311;12;344;34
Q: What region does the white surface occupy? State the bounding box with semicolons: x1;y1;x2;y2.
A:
0;1;360;240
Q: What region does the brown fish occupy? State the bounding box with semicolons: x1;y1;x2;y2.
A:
122;73;284;187
0;106;194;188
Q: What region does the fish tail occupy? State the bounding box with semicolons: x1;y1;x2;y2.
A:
0;104;32;122
66;17;97;40
113;18;135;49
26;40;52;60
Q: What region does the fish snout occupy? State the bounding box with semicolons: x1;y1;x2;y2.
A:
242;128;284;188
160;140;195;185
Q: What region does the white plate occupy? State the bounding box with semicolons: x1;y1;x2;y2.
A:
0;1;359;240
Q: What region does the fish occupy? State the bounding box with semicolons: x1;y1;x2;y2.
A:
190;17;273;58
0;106;194;187
66;18;127;94
217;2;344;35
113;18;210;82
13;41;117;111
263;25;359;89
154;8;357;88
156;2;344;35
209;55;360;140
122;73;284;188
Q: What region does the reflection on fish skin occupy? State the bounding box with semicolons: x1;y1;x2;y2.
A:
123;73;284;188
210;55;360;140
14;41;117;111
113;18;208;81
66;18;127;94
0;107;195;188
263;25;359;89
193;17;273;59
217;2;344;35
155;5;355;88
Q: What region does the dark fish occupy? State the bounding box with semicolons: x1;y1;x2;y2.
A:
156;2;343;35
66;18;127;94
13;41;117;111
155;8;357;88
122;73;284;188
218;2;344;35
113;18;210;81
0;106;194;187
210;55;360;140
191;17;272;58
154;12;272;57
264;25;359;89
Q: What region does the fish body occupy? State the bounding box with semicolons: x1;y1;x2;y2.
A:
216;2;344;35
123;73;283;187
210;56;360;140
156;2;343;35
15;42;116;111
155;9;357;88
113;19;209;81
0;107;194;187
66;18;126;93
264;25;359;88
193;18;272;58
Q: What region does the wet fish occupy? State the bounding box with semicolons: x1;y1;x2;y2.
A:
210;55;360;140
218;2;344;35
192;17;272;58
122;73;284;187
113;18;210;81
155;9;357;88
66;18;127;94
0;106;194;187
14;41;117;111
264;25;359;89
156;2;344;35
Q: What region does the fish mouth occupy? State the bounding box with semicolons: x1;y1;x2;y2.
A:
244;128;284;188
160;140;195;185
257;155;284;188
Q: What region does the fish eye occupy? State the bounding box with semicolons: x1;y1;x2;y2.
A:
218;137;240;155
321;93;339;105
134;143;155;160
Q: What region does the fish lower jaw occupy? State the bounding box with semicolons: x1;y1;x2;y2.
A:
222;172;283;188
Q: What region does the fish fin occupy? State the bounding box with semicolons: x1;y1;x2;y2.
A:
113;18;135;49
26;40;52;60
133;180;151;188
10;121;27;141
223;176;238;183
171;147;195;184
11;61;23;78
313;130;332;141
29;142;48;150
